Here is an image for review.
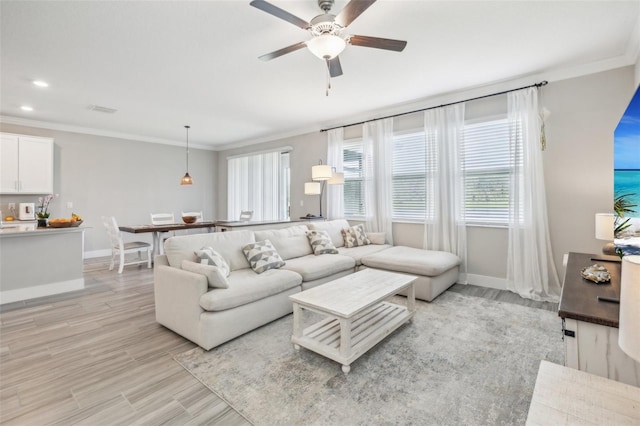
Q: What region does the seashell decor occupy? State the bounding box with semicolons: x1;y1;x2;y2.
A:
580;264;611;283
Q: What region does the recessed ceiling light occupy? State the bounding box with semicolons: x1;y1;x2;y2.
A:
33;80;49;88
21;106;33;111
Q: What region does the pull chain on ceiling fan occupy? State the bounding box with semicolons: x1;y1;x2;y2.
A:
250;0;407;93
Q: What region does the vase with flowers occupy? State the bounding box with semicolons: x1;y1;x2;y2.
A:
37;194;58;227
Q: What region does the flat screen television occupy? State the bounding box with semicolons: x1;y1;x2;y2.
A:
614;84;640;255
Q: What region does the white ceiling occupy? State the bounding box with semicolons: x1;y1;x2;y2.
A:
1;1;639;150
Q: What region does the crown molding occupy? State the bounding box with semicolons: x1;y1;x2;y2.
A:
0;115;217;151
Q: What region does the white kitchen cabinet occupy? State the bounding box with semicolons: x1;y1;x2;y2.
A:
0;133;53;194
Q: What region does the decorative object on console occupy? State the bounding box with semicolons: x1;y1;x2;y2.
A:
180;125;193;185
595;213;616;255
619;255;640;362
580;264;611;283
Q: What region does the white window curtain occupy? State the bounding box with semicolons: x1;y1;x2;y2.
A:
423;104;467;281
326;128;344;220
227;151;288;221
506;88;561;302
362;118;394;244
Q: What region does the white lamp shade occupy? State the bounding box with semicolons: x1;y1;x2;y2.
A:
328;172;344;185
619;255;640;362
306;34;346;60
304;182;321;195
312;164;333;181
595;213;615;240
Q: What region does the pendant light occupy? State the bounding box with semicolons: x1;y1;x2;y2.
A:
180;125;193;185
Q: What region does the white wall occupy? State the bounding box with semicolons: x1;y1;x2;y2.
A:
0;124;217;255
216;66;636;288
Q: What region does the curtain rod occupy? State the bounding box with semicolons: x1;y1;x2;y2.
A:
320;80;548;132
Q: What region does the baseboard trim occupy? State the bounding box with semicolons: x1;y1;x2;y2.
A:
84;249;111;259
465;274;507;290
0;278;85;304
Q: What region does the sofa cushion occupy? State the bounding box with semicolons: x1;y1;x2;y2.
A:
242;239;286;274
307;219;350;248
338;244;392;266
194;247;230;277
254;225;312;260
361;246;461;277
181;260;229;289
199;268;302;311
164;230;255;271
282;254;355;282
367;232;386;245
341;224;371;248
306;230;339;255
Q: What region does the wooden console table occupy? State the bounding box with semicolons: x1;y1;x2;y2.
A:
558;252;640;386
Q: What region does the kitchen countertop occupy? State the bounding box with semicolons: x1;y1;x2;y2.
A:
0;224;86;237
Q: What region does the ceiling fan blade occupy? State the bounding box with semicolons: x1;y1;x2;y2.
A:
328;57;343;78
250;0;310;29
335;0;376;28
258;41;307;61
349;35;407;52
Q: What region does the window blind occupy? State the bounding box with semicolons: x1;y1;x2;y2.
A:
462;118;513;224
343;140;364;217
392;132;431;220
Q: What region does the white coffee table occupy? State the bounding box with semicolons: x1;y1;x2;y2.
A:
289;268;417;374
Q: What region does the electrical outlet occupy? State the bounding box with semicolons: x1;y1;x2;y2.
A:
300;200;304;207
67;201;73;209
8;203;15;211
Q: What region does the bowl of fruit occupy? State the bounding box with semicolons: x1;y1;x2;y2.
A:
48;213;83;228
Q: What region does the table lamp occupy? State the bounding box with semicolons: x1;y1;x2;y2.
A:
619;255;640;363
595;213;616;255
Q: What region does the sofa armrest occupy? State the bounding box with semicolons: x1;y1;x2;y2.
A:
154;263;208;343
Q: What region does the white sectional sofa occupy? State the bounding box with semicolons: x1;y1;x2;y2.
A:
154;220;460;350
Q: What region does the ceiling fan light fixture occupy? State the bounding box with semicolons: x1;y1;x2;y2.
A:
306;34;346;60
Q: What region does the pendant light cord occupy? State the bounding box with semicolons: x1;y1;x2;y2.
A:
185;125;190;172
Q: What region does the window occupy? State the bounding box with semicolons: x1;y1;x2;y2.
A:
227;150;290;221
462;118;513;225
392;132;433;221
343;140;364;217
341;117;516;226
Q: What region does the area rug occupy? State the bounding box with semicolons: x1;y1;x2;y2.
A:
174;291;562;425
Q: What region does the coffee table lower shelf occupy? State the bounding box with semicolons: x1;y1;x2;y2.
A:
291;301;413;373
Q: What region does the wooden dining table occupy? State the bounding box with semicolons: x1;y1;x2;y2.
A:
119;221;217;257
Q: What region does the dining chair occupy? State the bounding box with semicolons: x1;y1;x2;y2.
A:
239;210;253;221
150;213;175;225
150;212;176;253
102;216;152;273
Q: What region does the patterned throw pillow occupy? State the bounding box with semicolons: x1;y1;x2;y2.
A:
181;260;229;289
195;247;231;277
306;230;339;255
242;239;285;274
341;224;371;248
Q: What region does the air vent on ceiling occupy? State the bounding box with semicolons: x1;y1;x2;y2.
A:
88;104;118;114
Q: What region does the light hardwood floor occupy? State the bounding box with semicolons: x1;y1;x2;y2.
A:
0;257;557;425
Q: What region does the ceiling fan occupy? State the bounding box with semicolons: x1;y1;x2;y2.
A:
250;0;407;78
